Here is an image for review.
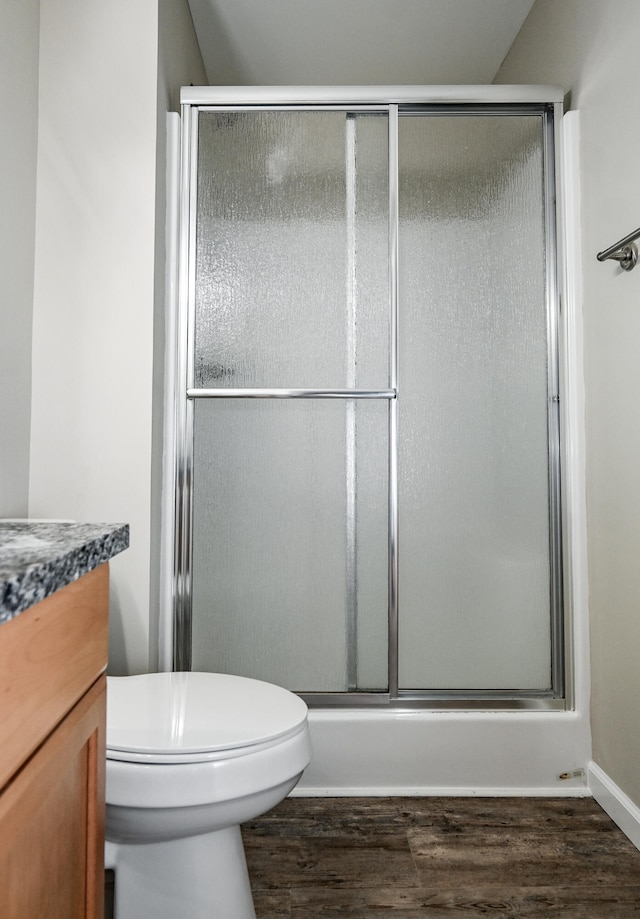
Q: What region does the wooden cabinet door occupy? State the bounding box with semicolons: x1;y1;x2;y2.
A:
0;675;106;919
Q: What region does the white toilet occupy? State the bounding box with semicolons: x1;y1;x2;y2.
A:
105;671;311;919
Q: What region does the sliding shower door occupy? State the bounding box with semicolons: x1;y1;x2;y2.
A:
187;109;391;692
176;94;564;704
397;112;557;692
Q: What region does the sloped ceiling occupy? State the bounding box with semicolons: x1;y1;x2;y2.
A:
187;0;535;87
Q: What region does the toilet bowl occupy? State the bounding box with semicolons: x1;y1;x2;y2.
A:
105;671;311;919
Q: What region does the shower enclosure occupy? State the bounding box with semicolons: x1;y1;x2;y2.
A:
171;86;565;710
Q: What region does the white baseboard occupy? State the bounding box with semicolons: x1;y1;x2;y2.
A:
588;761;640;851
292;785;590;798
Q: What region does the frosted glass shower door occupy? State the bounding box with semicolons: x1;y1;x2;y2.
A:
189;109;390;693
178;97;563;702
397;113;556;691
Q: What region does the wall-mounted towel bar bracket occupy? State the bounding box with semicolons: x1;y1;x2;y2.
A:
597;226;640;271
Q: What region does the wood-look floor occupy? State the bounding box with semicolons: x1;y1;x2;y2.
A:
242;797;640;918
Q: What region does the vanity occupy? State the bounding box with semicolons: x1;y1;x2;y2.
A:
0;521;129;919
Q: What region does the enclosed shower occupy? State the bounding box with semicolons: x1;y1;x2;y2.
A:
168;86;569;731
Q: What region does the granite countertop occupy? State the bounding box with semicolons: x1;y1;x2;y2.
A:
0;521;129;624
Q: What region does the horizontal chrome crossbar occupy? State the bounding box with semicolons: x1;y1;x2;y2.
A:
187;388;397;399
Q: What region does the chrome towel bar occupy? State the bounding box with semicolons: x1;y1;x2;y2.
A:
597;226;640;271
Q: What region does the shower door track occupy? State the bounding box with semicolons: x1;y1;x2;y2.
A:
173;86;567;711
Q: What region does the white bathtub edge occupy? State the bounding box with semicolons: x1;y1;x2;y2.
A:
291;785;590;798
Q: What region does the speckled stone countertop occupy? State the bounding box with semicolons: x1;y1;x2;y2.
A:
0;521;129;624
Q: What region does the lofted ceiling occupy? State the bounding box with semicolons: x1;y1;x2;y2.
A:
187;0;536;87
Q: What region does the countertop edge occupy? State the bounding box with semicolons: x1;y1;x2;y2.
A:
0;523;130;623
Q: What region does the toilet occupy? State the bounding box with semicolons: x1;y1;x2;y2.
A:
104;671;311;919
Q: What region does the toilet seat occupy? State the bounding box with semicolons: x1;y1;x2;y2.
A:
106;671;308;765
106;723;309;764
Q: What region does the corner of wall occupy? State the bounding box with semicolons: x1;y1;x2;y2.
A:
149;0;208;670
589;761;640;851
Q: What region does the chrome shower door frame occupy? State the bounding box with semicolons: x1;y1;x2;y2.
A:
173;86;567;710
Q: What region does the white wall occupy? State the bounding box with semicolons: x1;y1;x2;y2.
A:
29;0;160;673
498;0;640;809
0;0;40;517
28;0;206;674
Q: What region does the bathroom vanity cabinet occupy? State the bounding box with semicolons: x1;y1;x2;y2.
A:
0;522;129;919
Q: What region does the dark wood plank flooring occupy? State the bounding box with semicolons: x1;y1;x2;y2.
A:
242;797;640;917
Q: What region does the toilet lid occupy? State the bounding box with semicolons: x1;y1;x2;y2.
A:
106;672;308;758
